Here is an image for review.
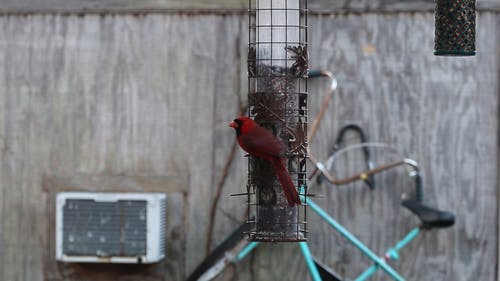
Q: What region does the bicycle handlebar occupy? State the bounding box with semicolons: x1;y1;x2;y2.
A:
307;70;423;200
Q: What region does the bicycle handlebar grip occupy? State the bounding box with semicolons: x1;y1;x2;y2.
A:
308;69;325;78
415;173;423;202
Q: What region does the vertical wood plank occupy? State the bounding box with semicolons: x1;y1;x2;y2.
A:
497;13;500;281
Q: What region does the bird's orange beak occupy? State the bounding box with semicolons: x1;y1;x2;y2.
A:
229;121;237;128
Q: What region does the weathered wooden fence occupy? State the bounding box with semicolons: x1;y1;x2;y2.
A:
0;1;498;281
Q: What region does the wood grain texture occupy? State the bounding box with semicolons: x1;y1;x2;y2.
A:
0;10;498;281
0;14;246;281
497;13;500;281
42;174;188;193
306;12;499;281
0;0;499;13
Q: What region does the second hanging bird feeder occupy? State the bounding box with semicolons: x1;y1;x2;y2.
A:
435;0;476;56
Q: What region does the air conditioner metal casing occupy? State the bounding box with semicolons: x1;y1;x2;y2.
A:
56;192;166;263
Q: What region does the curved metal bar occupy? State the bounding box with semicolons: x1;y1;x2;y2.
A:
332;124;375;189
308;70;337;144
307;71;420;187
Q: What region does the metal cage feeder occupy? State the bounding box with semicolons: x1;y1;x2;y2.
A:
434;0;476;56
242;0;308;242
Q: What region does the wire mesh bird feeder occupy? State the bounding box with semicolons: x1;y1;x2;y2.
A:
245;0;308;242
434;0;476;56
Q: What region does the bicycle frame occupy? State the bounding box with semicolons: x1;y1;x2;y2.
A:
234;189;422;281
187;71;453;281
225;72;424;281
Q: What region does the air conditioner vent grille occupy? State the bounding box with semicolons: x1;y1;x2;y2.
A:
62;199;147;257
159;197;166;256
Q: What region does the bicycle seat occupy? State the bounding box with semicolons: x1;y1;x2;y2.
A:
402;199;455;229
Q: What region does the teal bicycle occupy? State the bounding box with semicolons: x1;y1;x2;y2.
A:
186;72;455;281
187;138;454;281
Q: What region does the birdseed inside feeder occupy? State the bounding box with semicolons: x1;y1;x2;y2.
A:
435;0;476;56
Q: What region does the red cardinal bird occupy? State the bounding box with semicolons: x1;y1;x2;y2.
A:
229;116;301;206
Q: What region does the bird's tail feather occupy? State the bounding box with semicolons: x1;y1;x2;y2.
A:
272;158;301;206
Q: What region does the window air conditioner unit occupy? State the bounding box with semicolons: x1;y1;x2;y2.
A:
56;192;166;263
